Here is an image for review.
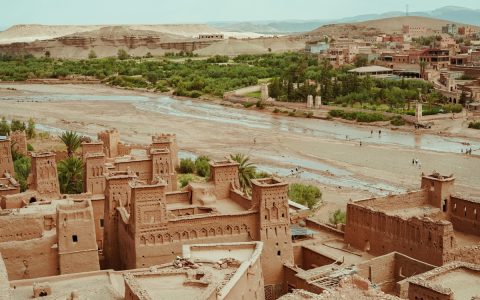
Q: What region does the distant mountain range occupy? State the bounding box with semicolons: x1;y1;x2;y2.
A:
210;6;480;34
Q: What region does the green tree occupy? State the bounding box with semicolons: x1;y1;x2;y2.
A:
0;117;10;136
288;183;322;209
45;51;51;58
26;118;36;139
329;209;346;225
10;119;26;132
59;131;81;157
14;155;31;192
179;158;195;174
194;156;210;178
58;156;83;194
230;153;256;193
117;49;129;60
354;55;368;67
88;50;97;59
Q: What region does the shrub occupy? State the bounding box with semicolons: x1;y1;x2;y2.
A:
288;111;295;117
179;174;196;188
254;171;270;178
273;108;280;113
288;183;322;209
390;116;405;126
468;121;480;130
443;104;463;113
329;209;346;225
195;156;210;177
243;102;254;108
14;155;31;192
27;144;34;151
179;158;195;174
256;100;265;109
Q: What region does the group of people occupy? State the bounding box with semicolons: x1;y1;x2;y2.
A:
412;158;422;169
462;148;474;155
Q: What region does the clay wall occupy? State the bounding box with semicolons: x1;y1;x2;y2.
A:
56;201;100;274
0;191;37;209
28;152;60;198
210;161;240;199
421;175;455;211
355;190;428;211
98;129;120;158
223;253;265;300
10;130;27;156
408;283;452;300
103;174;135;270
151;134;178;169
0;215;43;242
0;232;59;280
300;246;336;270
81;141;103;160
229;189;252;210
151;149;177;191
166;191;191;205
115;159;152;183
0;139;14;176
133;212;258;269
284;265;324;295
0;254;9;300
117;209;136;270
345;203;454;266
91;198;105;252
83;153;106;195
449;196;480;236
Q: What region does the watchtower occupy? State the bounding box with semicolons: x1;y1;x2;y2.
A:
28;152;60;198
57;200;100;274
251;177;293;298
0;137;14;177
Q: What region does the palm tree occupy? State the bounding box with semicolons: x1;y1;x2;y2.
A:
59;131;81;157
230;153;256;193
58;156;83;194
419;60;427;79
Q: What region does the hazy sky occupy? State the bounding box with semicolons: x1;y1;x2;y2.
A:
1;0;480;27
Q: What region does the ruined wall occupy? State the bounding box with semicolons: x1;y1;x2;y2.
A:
10;130;27;156
449;196;480;236
0;139;14;176
345;203;454;266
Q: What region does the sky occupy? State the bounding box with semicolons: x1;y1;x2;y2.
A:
1;0;480;28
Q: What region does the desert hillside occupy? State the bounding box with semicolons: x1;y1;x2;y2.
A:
309;15;480;37
0;24;222;44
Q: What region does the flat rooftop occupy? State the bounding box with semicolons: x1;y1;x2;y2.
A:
9;242;262;300
429;268;480;299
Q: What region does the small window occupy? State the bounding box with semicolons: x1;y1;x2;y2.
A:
100;219;104;228
72;235;78;243
277;250;281;256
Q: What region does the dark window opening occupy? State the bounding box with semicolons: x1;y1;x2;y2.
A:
29;197;37;203
100;219;104;228
39;291;48;297
72;235;78;243
277;250;281;256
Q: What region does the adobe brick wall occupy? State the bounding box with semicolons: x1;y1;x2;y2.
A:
345;202;454;266
449;196;480;236
0;139;14;177
10;130;27;156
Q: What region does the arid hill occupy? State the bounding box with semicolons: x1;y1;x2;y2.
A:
0;24;222;44
308;16;480;38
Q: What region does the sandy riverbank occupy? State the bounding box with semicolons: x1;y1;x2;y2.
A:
1;84;479;222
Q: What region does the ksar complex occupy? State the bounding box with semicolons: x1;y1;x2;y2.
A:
0;129;479;300
1;2;480;300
